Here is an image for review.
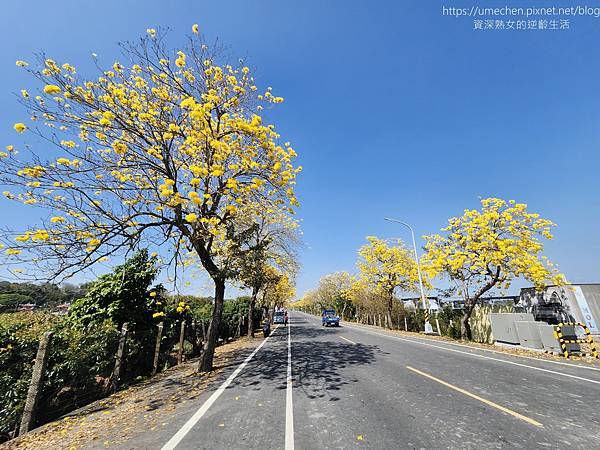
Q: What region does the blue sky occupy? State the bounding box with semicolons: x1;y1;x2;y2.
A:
1;1;599;296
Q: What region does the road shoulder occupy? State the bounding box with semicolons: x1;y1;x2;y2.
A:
2;336;261;450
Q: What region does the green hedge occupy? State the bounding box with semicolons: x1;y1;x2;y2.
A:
0;313;120;441
0;295;256;442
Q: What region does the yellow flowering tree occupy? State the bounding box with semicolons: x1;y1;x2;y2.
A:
234;209;299;336
421;198;564;340
292;290;318;314
356;237;420;328
261;269;295;315
347;279;389;323
0;25;300;372
313;272;355;319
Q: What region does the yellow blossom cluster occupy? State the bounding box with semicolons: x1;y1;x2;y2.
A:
43;84;61;95
356;236;421;299
15;229;51;242
421;198;564;291
176;301;190;313
13;123;26;133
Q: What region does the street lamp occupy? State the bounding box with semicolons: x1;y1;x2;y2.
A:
384;218;433;333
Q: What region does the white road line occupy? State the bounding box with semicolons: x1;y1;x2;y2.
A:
340;322;600;385
299;313;600;385
298;308;600;373
340;335;357;345
285;321;295;450
161;326;279;450
344;320;600;373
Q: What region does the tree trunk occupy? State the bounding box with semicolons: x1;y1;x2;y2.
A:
460;304;474;340
459;267;501;341
386;294;394;330
198;278;225;372
189;320;201;356
248;286;258;338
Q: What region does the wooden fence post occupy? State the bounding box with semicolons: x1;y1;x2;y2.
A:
19;331;53;435
152;322;164;376
111;322;129;392
236;314;242;338
177;321;186;364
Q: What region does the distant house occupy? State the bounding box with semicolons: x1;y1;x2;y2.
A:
439;298;464;310
17;303;37;312
54;303;70;315
401;296;441;310
436;296;518;311
480;295;519;306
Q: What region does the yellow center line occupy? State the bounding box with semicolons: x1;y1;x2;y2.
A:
340;335;357;345
406;366;543;428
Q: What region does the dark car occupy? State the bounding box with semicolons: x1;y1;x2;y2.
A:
322;309;340;327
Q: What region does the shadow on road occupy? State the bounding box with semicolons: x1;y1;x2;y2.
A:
227;316;382;402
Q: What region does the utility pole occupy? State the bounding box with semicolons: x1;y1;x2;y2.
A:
384;218;433;333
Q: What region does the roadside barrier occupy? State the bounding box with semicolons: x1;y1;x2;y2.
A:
553;322;599;359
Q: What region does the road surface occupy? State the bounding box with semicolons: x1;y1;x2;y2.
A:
137;311;600;449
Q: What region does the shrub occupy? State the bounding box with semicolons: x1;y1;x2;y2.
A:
0;313;119;441
0;294;32;310
0;288;254;442
0;312;59;440
67;250;159;331
436;305;463;339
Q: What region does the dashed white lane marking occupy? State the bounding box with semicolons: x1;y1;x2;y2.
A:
340;335;357;345
285;321;295;450
161;326;279;450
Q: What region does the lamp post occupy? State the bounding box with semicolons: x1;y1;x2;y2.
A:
384;218;433;333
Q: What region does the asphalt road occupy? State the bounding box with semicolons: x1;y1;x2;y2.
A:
144;311;600;449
